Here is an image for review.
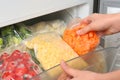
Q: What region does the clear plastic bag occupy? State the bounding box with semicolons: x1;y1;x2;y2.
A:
29;20;67;35
0;44;42;80
63;18;100;56
0;23;32;51
24;32;89;78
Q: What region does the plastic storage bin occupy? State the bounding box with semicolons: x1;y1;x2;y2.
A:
31;46;120;80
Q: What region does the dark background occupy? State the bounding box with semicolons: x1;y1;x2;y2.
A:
93;0;100;13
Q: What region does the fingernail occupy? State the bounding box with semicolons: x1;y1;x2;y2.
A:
61;60;68;69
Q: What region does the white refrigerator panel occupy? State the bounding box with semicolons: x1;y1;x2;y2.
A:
107;7;120;13
0;0;93;28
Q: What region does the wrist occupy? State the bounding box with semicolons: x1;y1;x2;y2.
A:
109;13;120;33
102;70;120;80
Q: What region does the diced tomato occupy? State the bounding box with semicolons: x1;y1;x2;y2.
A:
23;61;33;69
0;60;8;71
13;75;23;80
6;61;17;71
28;71;36;76
0;53;9;60
0;60;4;69
10;50;21;60
21;52;30;60
2;71;15;80
14;67;28;76
0;50;40;80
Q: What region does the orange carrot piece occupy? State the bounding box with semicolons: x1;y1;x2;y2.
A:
63;23;99;56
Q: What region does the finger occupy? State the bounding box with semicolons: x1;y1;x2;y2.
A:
57;72;68;80
60;60;78;77
81;16;92;24
76;24;92;35
66;77;72;80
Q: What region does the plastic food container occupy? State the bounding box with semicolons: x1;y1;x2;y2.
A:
31;46;120;80
0;30;120;80
0;44;120;80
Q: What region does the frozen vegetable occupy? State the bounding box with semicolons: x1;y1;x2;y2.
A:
25;32;88;78
1;25;22;48
13;28;22;44
29;21;53;33
63;22;100;56
0;23;31;50
14;23;31;39
0;50;41;80
1;25;14;36
0;38;3;49
25;32;79;70
29;20;66;35
47;20;67;35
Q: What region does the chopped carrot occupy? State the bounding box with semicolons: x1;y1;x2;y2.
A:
63;23;99;56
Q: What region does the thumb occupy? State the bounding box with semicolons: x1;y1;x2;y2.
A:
76;24;92;35
60;60;79;77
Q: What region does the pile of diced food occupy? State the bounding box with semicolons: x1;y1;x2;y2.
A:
0;20;106;80
0;23;31;50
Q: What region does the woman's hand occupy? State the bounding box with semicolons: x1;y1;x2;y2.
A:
58;61;106;80
77;13;120;36
58;61;120;80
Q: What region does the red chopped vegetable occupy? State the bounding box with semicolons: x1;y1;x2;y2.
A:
0;50;40;80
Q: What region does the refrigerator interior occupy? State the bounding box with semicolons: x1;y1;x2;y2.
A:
18;4;92;27
21;1;120;73
0;0;119;79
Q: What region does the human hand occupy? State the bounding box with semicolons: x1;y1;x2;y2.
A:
58;61;105;80
77;13;120;36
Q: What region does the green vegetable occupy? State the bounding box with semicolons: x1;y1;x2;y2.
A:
1;25;22;48
14;23;31;39
0;23;31;50
0;38;3;49
13;29;22;44
1;25;14;37
1;25;14;48
0;38;3;45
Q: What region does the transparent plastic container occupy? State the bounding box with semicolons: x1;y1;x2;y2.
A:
0;32;120;80
31;46;120;80
0;42;120;80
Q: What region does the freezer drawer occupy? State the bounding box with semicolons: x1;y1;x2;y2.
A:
0;9;119;80
23;11;120;72
31;46;120;80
